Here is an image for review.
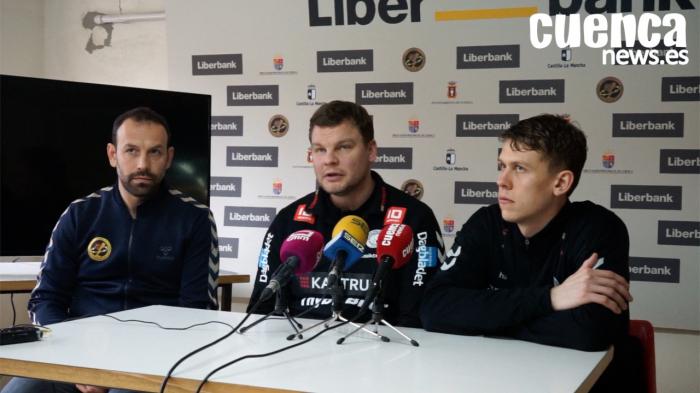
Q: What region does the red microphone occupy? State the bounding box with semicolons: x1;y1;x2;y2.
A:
363;224;414;305
260;230;324;302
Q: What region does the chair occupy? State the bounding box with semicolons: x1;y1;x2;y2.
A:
629;319;656;393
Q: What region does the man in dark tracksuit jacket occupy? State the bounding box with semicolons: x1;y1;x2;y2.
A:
3;107;219;393
28;183;219;325
247;101;444;328
421;115;638;392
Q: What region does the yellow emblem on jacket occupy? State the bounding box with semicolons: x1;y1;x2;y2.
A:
87;237;112;262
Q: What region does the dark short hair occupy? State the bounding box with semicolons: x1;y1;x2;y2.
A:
308;100;374;144
500;114;587;195
112;107;171;146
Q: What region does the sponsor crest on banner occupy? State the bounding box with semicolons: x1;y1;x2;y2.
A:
268;114;289;137
446;149;456;165
403;47;426;72
408;118;420;134
273;55;284;71
402;179;424;200
443;218;455;234
448;81;457;98
602;152;615;169
272;179;283;195
597;76;623;103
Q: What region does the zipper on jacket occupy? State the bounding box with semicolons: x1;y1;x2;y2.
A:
124;219;135;309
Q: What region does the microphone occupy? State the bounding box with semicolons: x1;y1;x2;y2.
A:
259;230;324;302
324;215;369;287
363;223;414;306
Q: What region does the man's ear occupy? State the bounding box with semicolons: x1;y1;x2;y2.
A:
368;139;377;163
553;169;574;196
107;143;117;168
166;146;175;169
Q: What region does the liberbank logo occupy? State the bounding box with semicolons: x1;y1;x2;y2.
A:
660;149;700;174
224;206;276;228
372;147;412;169
211;116;243;137
317;50;373;72
226;146;278;167
629;257;679;283
658;221;700;246
661;77;700;101
610;185;682;210
356;82;413;105
454;182;498;204
456;114;518;137
530;2;692;66
612;113;683;138
192;54;242;75
218;237;239;259
227;85;279;106
210;177;242;198
457;45;519;69
499;80;564;103
308;0;423;26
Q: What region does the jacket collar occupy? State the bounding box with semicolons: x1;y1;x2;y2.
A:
307;171;387;224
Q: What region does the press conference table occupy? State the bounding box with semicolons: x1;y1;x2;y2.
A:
0;305;613;393
0;262;249;311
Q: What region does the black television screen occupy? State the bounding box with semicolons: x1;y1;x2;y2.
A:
0;75;211;256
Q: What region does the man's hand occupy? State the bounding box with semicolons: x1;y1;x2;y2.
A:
75;384;108;393
550;253;633;314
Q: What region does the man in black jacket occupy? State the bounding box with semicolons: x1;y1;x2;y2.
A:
421;114;636;391
247;101;444;328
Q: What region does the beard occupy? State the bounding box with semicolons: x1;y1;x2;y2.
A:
119;170;161;198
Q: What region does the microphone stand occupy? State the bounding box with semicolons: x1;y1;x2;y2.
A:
239;288;303;335
337;289;419;347
288;273;387;341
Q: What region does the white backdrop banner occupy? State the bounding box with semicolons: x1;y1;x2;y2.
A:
166;0;699;330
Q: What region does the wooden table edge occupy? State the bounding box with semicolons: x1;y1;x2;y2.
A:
0;280;35;293
0;358;298;393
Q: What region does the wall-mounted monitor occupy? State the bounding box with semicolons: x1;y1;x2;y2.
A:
0;75;212;256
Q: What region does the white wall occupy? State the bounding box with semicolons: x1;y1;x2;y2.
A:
0;0;44;77
0;1;697;392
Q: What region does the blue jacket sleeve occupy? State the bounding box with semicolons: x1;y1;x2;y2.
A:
179;209;219;310
28;206;79;325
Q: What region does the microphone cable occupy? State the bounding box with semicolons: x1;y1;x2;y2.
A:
157;301;262;393
8;257;20;327
58;312;242;393
194;318;350;393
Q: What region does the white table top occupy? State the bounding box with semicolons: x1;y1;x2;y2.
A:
0;305;612;393
0;262;41;281
0;262;242;283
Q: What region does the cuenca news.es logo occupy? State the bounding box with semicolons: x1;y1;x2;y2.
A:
529;11;689;66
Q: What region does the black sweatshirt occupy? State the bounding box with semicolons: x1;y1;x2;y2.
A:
248;171;444;328
421;200;630;351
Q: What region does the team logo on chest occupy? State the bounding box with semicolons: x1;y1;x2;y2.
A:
87;237;112;262
294;204;316;224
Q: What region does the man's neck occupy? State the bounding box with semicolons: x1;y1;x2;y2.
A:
517;197;568;238
330;174;375;212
